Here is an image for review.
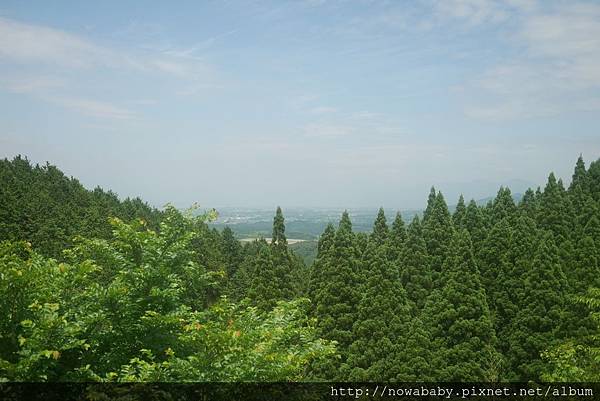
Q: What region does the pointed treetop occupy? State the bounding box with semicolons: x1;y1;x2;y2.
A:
424;190;452;227
390;212;406;241
371;207;389;245
462;200;486;241
546;172;558;190
271;206;287;246
521;188;535;204
428;186;437;201
587;160;600;200
453;194;467;228
423;187;437;222
421;190;453;279
317;223;336;255
408;214;422;234
571;155;587;190
422;190;451;227
401;214;430;309
385;211;406;261
435;191;450;213
339;210;353;233
492;187;516;223
494;186;514;203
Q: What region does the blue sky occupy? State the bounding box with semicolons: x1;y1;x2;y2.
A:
1;0;600;209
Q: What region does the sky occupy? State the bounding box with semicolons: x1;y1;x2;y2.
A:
1;0;600;209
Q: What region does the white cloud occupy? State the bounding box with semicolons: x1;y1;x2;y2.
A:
462;1;600;120
0;17;107;68
0;17;218;119
521;6;600;68
432;0;539;24
431;0;516;26
0;73;136;120
0;16;209;75
48;96;135;120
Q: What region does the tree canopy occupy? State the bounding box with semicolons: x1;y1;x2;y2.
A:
2;154;600;382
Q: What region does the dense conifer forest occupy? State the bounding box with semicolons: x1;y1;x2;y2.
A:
1;154;600;382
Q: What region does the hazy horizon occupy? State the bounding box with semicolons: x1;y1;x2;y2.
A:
2;1;600;209
0;152;556;210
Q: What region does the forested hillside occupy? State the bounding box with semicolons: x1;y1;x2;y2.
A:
0;156;163;259
1;155;600;382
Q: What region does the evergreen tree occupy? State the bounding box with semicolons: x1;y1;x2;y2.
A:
490;187;517;225
570;155;587;191
227;239;267;302
318;223;337;255
567;156;597;246
423;230;500;381
519;188;538;219
478;218;514;340
370;207;389;246
562;216;600;341
453;194;467;229
400;216;432;310
422;191;454;285
5;152;600;383
586;159;600;201
307;223;336;307
313;211;361;379
538;173;574;242
246;208;297;310
271;206;287;247
507;234;567;380
423;187;437;224
463;199;487;252
0;156;162;259
569;184;597;241
270;207;296;300
345;241;411;381
393;317;435;381
247;244;280;311
354;232;369;259
496;216;539;366
221;226;243;280
191;222;228;304
388;212;406;261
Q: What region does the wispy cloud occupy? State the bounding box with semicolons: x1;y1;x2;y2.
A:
0;16;219;119
48;96;135;120
0;16;213;75
456;1;600;120
431;0;510;25
0;74;135;119
0;17;110;68
429;0;537;26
